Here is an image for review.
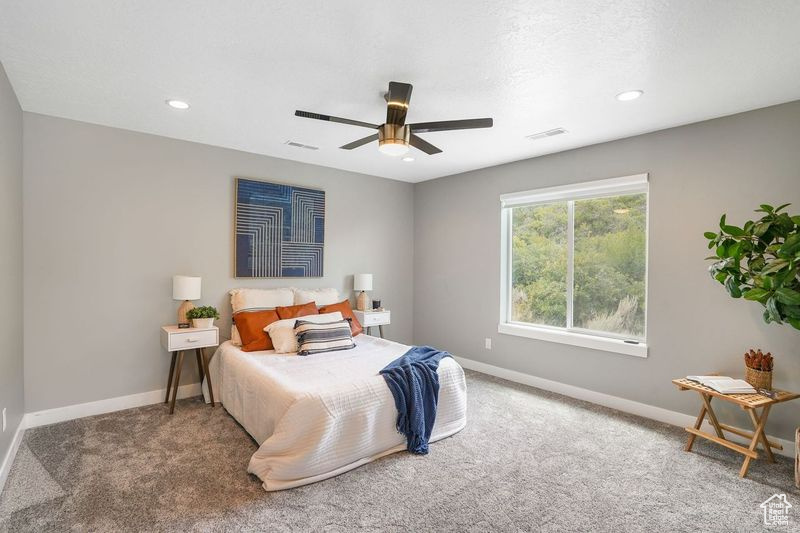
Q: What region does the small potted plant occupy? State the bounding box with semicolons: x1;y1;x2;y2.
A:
185;306;219;329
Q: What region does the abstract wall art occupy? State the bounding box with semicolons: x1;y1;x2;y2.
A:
234;177;325;278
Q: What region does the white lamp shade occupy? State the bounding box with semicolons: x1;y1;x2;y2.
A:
353;273;373;291
172;275;201;301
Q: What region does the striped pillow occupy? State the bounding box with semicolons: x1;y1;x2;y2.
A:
295;319;355;356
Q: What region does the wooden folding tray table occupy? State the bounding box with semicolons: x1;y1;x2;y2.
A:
672;378;799;478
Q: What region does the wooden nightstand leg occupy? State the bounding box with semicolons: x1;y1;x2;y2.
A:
748;406;776;463
740;404;771;478
685;402;707;452
195;350;205;382
165;351;177;404
200;348;215;407
700;394;725;438
169;351;184;414
378;325;384;338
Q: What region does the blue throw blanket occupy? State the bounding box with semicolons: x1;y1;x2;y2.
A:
379;346;452;455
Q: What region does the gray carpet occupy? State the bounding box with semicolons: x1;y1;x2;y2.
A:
1;371;797;532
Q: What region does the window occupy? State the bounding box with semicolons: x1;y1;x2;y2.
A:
499;174;649;357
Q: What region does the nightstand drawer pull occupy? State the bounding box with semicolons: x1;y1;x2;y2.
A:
185;338;198;343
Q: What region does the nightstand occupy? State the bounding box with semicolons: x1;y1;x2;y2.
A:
160;325;219;414
354;309;390;339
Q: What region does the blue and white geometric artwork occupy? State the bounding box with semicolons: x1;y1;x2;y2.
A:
235;178;325;277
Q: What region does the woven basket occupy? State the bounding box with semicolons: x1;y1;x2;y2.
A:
745;366;772;390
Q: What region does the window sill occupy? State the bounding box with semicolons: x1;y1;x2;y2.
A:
497;322;648;358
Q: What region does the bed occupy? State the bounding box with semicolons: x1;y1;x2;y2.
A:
202;334;467;491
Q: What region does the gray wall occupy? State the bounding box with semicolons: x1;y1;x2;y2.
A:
23;113;414;412
18;99;800;440
414;101;800;440
0;63;24;456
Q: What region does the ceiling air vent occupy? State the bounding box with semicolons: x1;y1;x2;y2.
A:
284;140;319;150
526;128;568;141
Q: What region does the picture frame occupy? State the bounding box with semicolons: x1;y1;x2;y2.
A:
234;177;325;278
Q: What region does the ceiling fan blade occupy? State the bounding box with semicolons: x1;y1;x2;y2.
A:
385;82;413;126
295;110;379;130
409;118;493;133
386;82;413;107
340;133;378;150
409;134;443;155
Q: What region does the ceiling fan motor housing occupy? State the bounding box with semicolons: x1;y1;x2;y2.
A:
377;123;410;155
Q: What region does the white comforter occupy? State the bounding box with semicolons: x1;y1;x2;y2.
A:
203;335;467;491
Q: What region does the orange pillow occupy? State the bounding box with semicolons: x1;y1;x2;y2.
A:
318;300;363;336
234;310;280;352
276;301;319;320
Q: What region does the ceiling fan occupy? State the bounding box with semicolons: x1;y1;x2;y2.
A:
295;81;493;156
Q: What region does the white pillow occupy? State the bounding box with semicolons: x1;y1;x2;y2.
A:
265;311;343;354
231;325;242;346
294;288;340;306
230;288;294;313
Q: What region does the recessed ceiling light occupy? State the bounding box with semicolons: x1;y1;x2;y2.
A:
166;99;190;110
616;90;643;102
402;156;415;162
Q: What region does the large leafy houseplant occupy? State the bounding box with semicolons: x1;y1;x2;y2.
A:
705;203;800;330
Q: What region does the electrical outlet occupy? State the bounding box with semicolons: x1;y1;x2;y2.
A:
484;338;492;350
2;408;6;432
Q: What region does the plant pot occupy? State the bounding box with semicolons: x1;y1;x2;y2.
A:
191;318;214;329
745;366;772;390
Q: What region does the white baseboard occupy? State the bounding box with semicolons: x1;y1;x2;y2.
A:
0;417;26;495
455;356;795;459
24;382;202;429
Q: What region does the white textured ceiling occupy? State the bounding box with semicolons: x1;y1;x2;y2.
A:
2;1;799;183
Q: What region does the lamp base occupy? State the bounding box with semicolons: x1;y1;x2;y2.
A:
356;291;369;311
177;300;195;328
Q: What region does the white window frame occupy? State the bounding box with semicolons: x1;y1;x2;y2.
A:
499;173;649;358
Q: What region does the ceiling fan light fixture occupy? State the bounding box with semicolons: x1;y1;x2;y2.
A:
378;124;410;156
378;141;409;156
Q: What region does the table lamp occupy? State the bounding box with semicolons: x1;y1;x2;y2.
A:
173;275;201;328
354;273;372;311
